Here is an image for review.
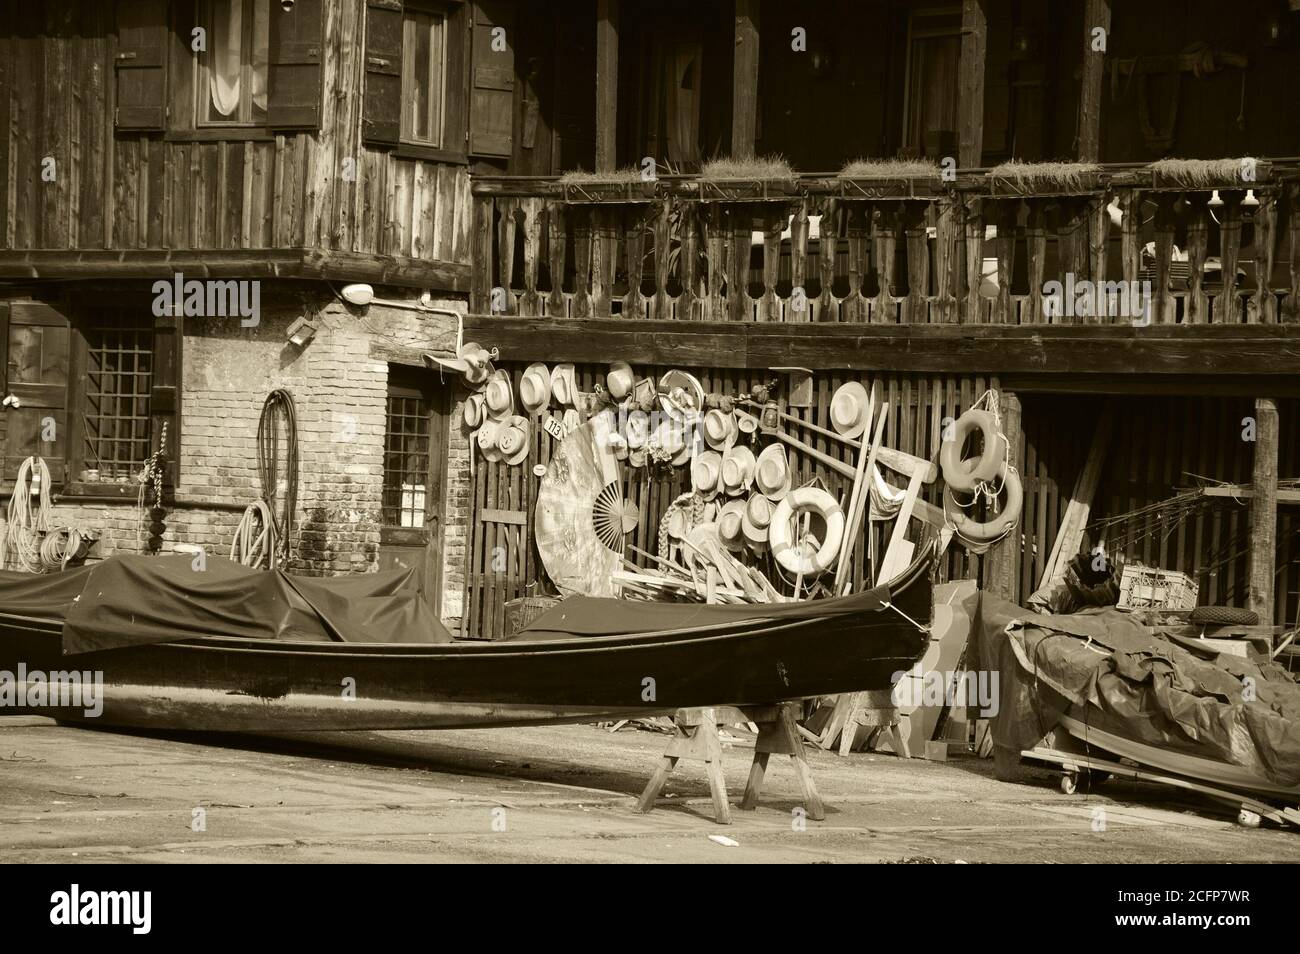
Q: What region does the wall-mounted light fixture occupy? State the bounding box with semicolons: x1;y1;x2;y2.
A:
286;315;319;347
341;283;375;306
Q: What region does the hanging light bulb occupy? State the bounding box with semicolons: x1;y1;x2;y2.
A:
1242;189;1260;209
1207;190;1225;209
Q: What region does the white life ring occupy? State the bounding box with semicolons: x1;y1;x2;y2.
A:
944;461;1023;543
769;487;845;576
940;409;1004;493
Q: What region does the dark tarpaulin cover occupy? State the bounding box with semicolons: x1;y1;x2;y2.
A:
511;582;895;641
0;554;451;654
977;593;1300;788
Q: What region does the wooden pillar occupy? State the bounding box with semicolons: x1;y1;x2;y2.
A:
595;0;619;172
1247;397;1279;626
1077;0;1111;162
731;0;760;158
985;389;1022;602
957;0;987;169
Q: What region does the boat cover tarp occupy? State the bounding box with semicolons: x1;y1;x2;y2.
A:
978;594;1300;788
512;582;896;641
0;554;451;654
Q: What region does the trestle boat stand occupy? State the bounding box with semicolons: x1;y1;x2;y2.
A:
636;702;825;825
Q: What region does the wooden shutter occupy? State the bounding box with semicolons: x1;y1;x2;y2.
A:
469;0;515;157
0;302;70;484
114;0;169;130
362;0;404;146
150;314;184;487
268;0;324;129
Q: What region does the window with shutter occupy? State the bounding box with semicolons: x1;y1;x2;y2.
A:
267;0;323;128
469;0;515;158
364;0;469;160
114;0;170;131
196;0;272;127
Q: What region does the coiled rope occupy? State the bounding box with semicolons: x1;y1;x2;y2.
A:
233;390;298;570
1;457;53;572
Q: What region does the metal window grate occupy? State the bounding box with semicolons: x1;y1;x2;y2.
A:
84;317;154;479
383;390;431;528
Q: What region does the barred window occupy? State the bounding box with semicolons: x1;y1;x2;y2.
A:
383;381;432;528
82;317;154;479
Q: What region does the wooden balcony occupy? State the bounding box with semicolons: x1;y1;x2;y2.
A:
470;164;1300;331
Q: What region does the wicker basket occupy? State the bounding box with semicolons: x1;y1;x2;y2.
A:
504;595;562;636
1117;563;1198;611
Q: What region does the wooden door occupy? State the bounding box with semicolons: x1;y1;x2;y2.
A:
0;301;70;486
379;366;450;612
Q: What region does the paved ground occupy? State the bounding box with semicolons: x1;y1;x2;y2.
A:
2;715;1297;863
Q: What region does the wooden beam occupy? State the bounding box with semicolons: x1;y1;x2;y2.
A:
595;0;619;172
984;389;1022;601
731;0;760;159
957;0;988;168
462;316;1300;376
1077;0;1111;162
1247;397;1279;626
0;248;470;290
1197;485;1300;504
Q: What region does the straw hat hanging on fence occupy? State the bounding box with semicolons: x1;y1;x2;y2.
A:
550;364;578;407
755;444;792;501
718;499;748;552
722;444;756;496
606;361;635;401
830;381;871;438
519;363;552;415
692;450;723;501
702;408;738;450
484;370;515;420
497;415;532;466
462;393;486;429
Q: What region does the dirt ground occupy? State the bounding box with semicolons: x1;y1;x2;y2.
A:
2;715;1297;863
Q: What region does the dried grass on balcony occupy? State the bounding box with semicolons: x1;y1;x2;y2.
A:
988;159;1101;189
700;155;796;181
1146;157;1252;186
839;158;940;179
558;167;647;185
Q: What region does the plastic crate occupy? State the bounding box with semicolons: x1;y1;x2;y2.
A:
1117;563;1198;611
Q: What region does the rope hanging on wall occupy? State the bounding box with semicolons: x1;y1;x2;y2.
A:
234;390;299;570
0;456;53;572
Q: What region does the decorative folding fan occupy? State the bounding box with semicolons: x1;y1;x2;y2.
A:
535;411;632;597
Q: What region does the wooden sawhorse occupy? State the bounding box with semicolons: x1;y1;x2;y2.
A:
635;703;826;825
814;689;910;758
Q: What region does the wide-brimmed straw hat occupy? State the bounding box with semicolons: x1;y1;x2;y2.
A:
476;419;504;463
607;361;635;401
625;410;651;449
721;445;756;496
484;369;515;420
425;341;498;387
462;392;486;429
718;499;747;552
691;450;723;501
519;363;551;415
755;444;792;501
736;409;759;435
742;493;774;551
496;415;532;466
550;364;578;407
702;408;737;451
830;381;871;439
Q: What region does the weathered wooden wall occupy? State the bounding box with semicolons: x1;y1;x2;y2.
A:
0;0;472;268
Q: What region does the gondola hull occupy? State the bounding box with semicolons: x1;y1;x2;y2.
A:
0;549;935;733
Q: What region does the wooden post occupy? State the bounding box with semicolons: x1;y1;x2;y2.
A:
1247;397;1279;626
957;0;987;169
595;0;619;172
731;0;760;159
1077;0;1111;162
984;389;1021;602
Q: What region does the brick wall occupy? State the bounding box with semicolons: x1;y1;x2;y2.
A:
19;284;472;630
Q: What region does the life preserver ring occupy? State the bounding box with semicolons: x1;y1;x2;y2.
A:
940;409;1004;493
769;487;845;576
944;461;1023;543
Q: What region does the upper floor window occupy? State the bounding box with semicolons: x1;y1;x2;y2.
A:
402;5;449;147
198;0;271;126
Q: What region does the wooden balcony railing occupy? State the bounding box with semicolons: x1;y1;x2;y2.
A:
469;165;1300;327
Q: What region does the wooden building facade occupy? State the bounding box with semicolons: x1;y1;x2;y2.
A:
3;0;1300;637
